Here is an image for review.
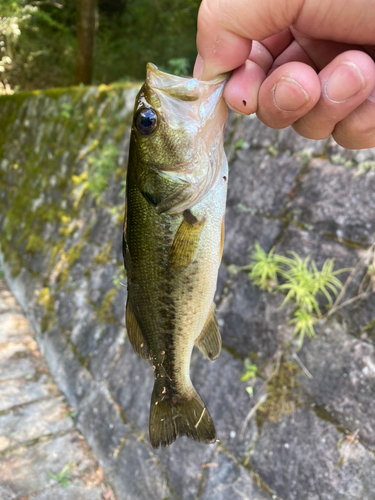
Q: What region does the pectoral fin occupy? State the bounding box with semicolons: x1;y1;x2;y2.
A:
195;304;222;361
169;215;205;268
126;298;149;359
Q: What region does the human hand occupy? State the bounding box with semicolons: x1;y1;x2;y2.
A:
194;0;375;149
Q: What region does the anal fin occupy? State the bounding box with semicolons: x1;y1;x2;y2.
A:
126;298;149;359
195;304;222;361
169;215;205;268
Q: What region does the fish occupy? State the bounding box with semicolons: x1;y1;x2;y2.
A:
123;63;228;448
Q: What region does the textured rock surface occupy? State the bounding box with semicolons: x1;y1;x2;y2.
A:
1;87;375;499
0;279;115;500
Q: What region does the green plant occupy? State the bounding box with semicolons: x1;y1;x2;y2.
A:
46;462;74;488
113;267;126;287
244;242;348;347
241;362;258;382
241;361;258;397
244;242;285;290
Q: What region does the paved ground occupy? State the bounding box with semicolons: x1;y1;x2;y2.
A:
0;278;116;500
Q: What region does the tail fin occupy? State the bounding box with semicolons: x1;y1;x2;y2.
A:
149;379;217;448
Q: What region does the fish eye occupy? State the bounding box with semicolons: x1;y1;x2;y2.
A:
135;108;158;135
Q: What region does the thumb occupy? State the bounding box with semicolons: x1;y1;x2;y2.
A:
196;0;375;80
196;0;302;80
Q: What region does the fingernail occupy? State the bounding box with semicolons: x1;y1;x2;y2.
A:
325;62;365;103
194;56;218;81
368;85;375;104
193;54;204;79
272;77;309;112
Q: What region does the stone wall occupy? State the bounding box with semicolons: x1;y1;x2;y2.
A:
1;85;375;500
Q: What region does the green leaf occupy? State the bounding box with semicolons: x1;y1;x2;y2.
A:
245;386;254;397
245;242;347;348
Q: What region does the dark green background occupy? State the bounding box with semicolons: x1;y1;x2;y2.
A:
0;0;200;91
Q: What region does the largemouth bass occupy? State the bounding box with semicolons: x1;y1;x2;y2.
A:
123;63;228;448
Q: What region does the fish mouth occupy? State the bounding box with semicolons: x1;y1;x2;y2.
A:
144;63;229;213
145;62;229;133
146;63;229;101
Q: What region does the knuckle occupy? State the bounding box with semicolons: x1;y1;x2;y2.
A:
333;108;375;148
292;119;331;141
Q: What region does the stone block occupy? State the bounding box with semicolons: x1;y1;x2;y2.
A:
88;209;116;246
28;480;103;500
223;208;283;266
0;342;36;381
110;435;174;500
107;340;153;432
42;327;96;409
227;149;302;217
249;408;375;500
0;374;57;412
112;286;126;326
0;312;30;344
155;438;216;500
89;324;125;381
343;293;375;345
0;396;73;453
54;289;77;332
217;273;289;360
76;385;131;467
191;348;259;458
299;323;375;450
199;449;273;500
276;225;360;274
88;263;118;306
289;158;375;245
0;432;96;500
0;282;22;313
70;243;96;283
70;303;105;358
225;112;327;156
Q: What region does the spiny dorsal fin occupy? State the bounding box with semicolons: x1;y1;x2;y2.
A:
195;304;222;361
169;215;205;268
126;298;149;360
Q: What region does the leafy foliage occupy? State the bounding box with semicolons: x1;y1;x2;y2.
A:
245;242;347;347
241;362;258;382
1;0;200;92
94;0;200;82
164;57;190;77
46;461;74;488
0;0;77;92
241;361;258;397
245;243;285;290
